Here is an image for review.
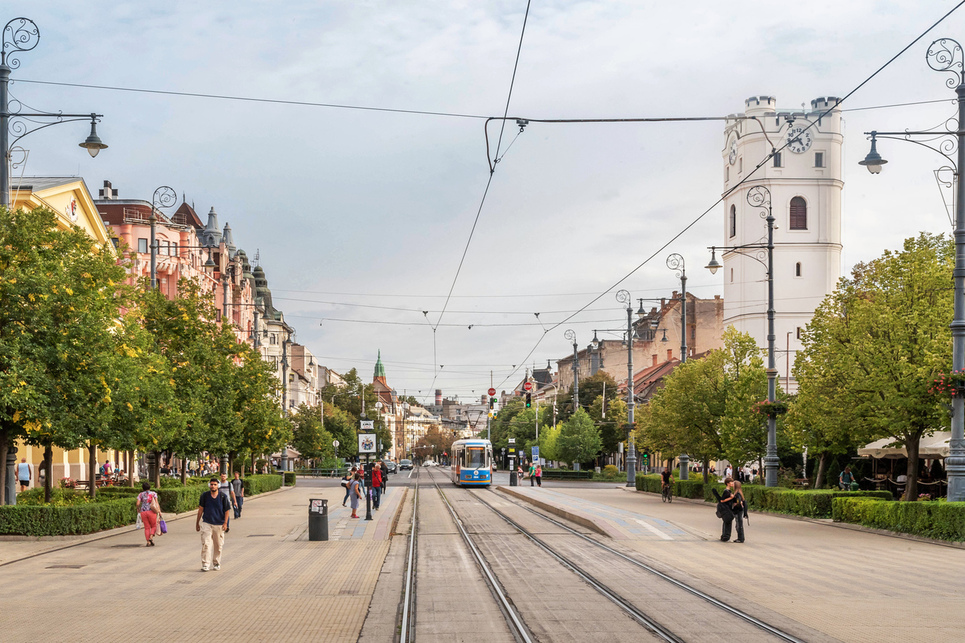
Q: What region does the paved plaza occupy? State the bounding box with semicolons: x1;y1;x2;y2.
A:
2;473;963;642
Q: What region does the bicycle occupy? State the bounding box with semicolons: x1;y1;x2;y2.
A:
661;483;673;503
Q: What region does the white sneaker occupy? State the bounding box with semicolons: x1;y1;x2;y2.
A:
201;566;209;572
213;564;221;571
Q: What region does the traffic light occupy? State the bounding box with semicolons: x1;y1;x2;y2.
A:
489;396;495;409
525;393;531;408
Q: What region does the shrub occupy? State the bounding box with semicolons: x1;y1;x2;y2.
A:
833;497;965;541
602;465;620;480
284;471;297;486
0;498;136;536
243;474;284;495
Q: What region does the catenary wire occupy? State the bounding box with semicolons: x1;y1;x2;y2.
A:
491;0;965;390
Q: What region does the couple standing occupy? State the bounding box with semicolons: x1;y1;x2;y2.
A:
714;477;747;543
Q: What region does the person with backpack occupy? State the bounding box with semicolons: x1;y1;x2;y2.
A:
196;477;230;571
712;477;738;542
135;481;161;547
732;480;747;543
839;466;856;491
341;468;355;507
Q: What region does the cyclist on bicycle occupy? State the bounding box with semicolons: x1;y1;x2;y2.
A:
661;467;673;497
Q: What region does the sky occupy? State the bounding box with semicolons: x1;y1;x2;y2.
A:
7;1;965;404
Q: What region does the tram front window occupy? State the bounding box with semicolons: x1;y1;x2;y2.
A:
466;447;486;468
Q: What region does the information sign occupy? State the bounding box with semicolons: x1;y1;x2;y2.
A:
358;433;377;453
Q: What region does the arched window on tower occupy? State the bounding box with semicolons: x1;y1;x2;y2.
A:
790;197;807;230
729;205;736;238
795;262;802;277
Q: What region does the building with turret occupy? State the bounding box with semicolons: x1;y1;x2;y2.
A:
721;96;843;388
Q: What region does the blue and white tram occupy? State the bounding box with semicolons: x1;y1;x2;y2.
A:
451;439;493;487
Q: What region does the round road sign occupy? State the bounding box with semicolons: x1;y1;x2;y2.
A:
488;387;496;396
523;382;533;391
333;440;340;447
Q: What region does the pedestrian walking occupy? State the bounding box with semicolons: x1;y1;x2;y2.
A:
341;468;354;507
230;471;245;518
712;477;737;542
135;481;161;547
371;462;383;510
219;472;236;533
528;461;536;486
732;481;747;543
16;458;32;492
381;462;388;496
534;463;542;487
196;477;230;571
349;472;363;519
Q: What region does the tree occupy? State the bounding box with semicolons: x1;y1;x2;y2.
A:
0;206;130;503
790;233;952;499
588;394;627;459
558;409;602;467
718;328;770;470
538;423;562;464
290;404;334;465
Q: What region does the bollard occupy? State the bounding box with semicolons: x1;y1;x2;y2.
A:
308;498;329;541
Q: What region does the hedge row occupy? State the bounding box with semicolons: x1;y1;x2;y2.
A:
0;498;136;536
283;472;296;486
0;473;288;536
833;497;965;541
635;474;891;518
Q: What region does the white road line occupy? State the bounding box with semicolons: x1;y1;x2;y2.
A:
636;518;674;540
408;468;414;479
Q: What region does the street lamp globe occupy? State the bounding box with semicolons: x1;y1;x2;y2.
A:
78;118;108;157
858;133;887;174
705;248;722;274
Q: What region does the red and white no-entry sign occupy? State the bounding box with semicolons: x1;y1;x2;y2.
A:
523;382;532;391
488;388;496;396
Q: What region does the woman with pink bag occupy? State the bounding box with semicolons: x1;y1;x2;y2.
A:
135;481;161;546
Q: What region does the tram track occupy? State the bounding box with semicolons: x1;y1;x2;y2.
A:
400;467;533;643
478;485;810;643
490;490;804;643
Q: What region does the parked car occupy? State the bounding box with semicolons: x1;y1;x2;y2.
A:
383;460;397;474
399;459;413;470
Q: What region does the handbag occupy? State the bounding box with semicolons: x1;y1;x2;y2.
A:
135;513;143;530
158;518;167;534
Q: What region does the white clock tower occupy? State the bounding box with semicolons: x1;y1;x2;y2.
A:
720;96;843;390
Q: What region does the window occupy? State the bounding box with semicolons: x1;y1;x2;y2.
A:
725;166;730;182
815;151;825;168
729;205;736;238
738;157;743;173
270;334;277;345
773;152;782;168
790;197;807;230
796;327;803;340
730;268;734;283
138;238;148;253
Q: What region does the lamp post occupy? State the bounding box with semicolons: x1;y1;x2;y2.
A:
666;254;689;479
564;329;579;414
148;186;177;291
616;290;638;486
706;184;778;487
859;37;965;501
1;18;106;208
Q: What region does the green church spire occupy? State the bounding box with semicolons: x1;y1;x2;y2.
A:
374;350;386;379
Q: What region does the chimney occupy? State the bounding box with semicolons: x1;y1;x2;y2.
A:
98;180;117;200
435;389;442;406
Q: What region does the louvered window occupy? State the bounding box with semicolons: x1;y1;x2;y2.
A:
790;197;807;230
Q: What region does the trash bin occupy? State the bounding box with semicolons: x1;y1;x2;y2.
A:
308;498;329;541
510;470;518;486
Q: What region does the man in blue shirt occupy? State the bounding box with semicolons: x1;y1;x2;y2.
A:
196;477;230;571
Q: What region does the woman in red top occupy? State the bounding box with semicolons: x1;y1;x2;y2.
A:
371;463;383;509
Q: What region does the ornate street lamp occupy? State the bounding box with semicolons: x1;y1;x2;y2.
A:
564;329;579;414
859;37;965;500
707;184;778;487
666;253;690;478
149;186;177;291
1;18;107;208
616;290;638;485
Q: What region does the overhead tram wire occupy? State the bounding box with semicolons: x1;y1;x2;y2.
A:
492;0;965;390
431;0;532;335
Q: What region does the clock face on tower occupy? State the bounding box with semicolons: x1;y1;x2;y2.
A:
727;135;738;165
786;125;813;153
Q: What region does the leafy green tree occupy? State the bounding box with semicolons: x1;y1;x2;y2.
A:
558;409;602;467
538;423;562;464
588;394;628;459
290;404;334;465
790;233;952;499
719;328;770;470
0;206;131;503
640;351;725;482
